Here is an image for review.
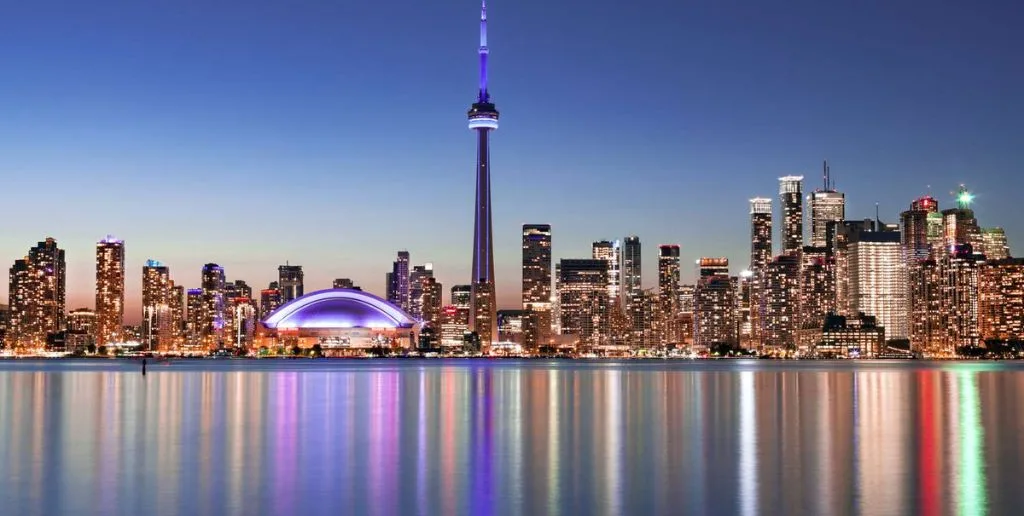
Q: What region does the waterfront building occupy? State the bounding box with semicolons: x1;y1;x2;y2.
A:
420;276;443;329
260;288;282;320
592;240;622;304
7;238;66;349
979;258;1024;342
814;313;886;358
497;309;527;345
557;259;610;350
439;305;469;348
185;288;204;349
657;245;681;346
408;263;434;319
940;245;984;350
622;235;643;346
169;284;185;346
142;259;173;351
388;252;411;312
763;254;800;353
779;176;804;255
908;259;944;355
278;264;304;303
847;226;907;340
95;236;125;347
798;246;834;350
225;296;258;349
467;0;499;348
749;198;772;348
693;258;738;352
201;263;226;349
522;224;552;349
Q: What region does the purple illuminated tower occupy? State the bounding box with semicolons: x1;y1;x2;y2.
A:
468;0;499;347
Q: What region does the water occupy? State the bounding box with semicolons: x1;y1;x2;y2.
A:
0;359;1022;515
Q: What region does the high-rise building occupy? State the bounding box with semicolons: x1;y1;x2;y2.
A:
278;264;304;303
941;244;984;350
942;186;981;250
169;284;185;346
779;176;804;255
657;245;681;345
979;258;1024;342
815;313;886;358
201;263;226;349
622;235;643;346
693;258;737;352
468;0;499;348
763;254;800;353
95;236;125;347
185;288;204;348
224;296;257;349
799;246;833;341
522;224;552;349
737;271;754;349
67;308;96;334
420;277;443;329
497;310;527;345
808;162;845;248
749;198;772;348
901;196;940;260
908;259;943;355
592;240;621;304
8;238;66;349
980;228;1010;261
223;280;252;301
846;226;907;340
259;288;282;319
142;259;173;351
557;259;610;350
444;285;473;348
388;252;411;311
409;263;434;319
832;219;879;316
333;278;357;289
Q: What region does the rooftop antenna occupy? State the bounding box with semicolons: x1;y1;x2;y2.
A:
823;160;830;191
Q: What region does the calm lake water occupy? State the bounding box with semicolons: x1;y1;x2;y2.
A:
0;359;1022;515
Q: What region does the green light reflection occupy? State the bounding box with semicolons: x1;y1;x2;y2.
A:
958;371;987;516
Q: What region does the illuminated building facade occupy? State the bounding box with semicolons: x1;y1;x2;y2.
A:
693;258;738;351
849;229;907;340
592;240;621;304
979;258;1024;342
657;245;681;345
278;264;304;303
763;254;800;352
333;278;356;290
200;263;226;349
185;288;204;348
420;277;443;329
779;176;804;255
814;313;885;358
95;236;125;347
409;263;434;319
522;224;552;349
440;305;468;348
7;238;66;349
169;284;184;345
225;296;258;349
799;246;833;346
497;309;526;344
467;0;499;348
387;251;411;312
908;259;944;355
808;163;844;248
557;259;610;350
749;198;772;347
621;235;643;345
980;228;1009;261
142;260;174;350
942;186;981;249
900;196;940;260
260;288;282;320
940;245;983;350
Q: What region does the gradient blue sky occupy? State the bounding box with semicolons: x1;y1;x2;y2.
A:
2;0;1022;320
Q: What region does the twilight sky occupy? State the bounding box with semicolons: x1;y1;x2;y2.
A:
1;0;1022;321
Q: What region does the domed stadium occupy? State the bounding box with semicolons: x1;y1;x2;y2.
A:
262;289;419;350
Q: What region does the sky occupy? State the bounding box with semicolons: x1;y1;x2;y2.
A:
1;0;1022;322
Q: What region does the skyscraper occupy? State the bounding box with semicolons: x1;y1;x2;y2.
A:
142;259;173;350
409;263;434;319
622;235;643;345
763;254;800;353
942;185;981;249
941;244;984;350
694;258;738;352
779;176;804;255
8;238;66;349
657;245;681;345
848;226;908;341
95;236;125;347
749;198;772;348
979;258;1024;342
185;288;204;348
278;264;304;303
980;228;1009;260
557;259;610;350
201;263;225;349
592;240;621;303
468;0;499;347
259;288;282;320
388;251;411;311
901;196;940;260
808;162;845;248
522;224;552;349
420;277;443;329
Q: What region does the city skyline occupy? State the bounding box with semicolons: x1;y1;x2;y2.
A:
2;1;1022;319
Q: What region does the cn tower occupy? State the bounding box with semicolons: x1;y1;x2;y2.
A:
468;0;498;347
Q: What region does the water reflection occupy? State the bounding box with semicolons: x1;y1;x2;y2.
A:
0;361;1020;515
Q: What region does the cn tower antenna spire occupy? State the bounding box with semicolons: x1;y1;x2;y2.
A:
478;0;489;102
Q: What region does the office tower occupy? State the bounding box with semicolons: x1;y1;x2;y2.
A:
259;288;282;319
980;228;1010;261
169;284;185;345
779;175;804;255
224;280;252;301
185;288;204;348
657;245;681;345
497;310;527;344
844;224;908;341
333;278;356;289
278;264;304;303
8;238;66;349
749;198;772;347
831;219;878;315
94;236;125;347
468;0;499;348
694;258;738;352
763;254;800;353
201;263;226;349
522;224;552;349
901;196;940;260
621;235;643;347
388;252;411;311
808;162;845;248
409;263;434;319
941;245;984;350
591;240;621;302
440;306;468;348
420;277;443;328
942;186;981;249
142;259;173;351
225;296;257;349
979;258;1024;342
557;259;610;350
451;285;472;311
